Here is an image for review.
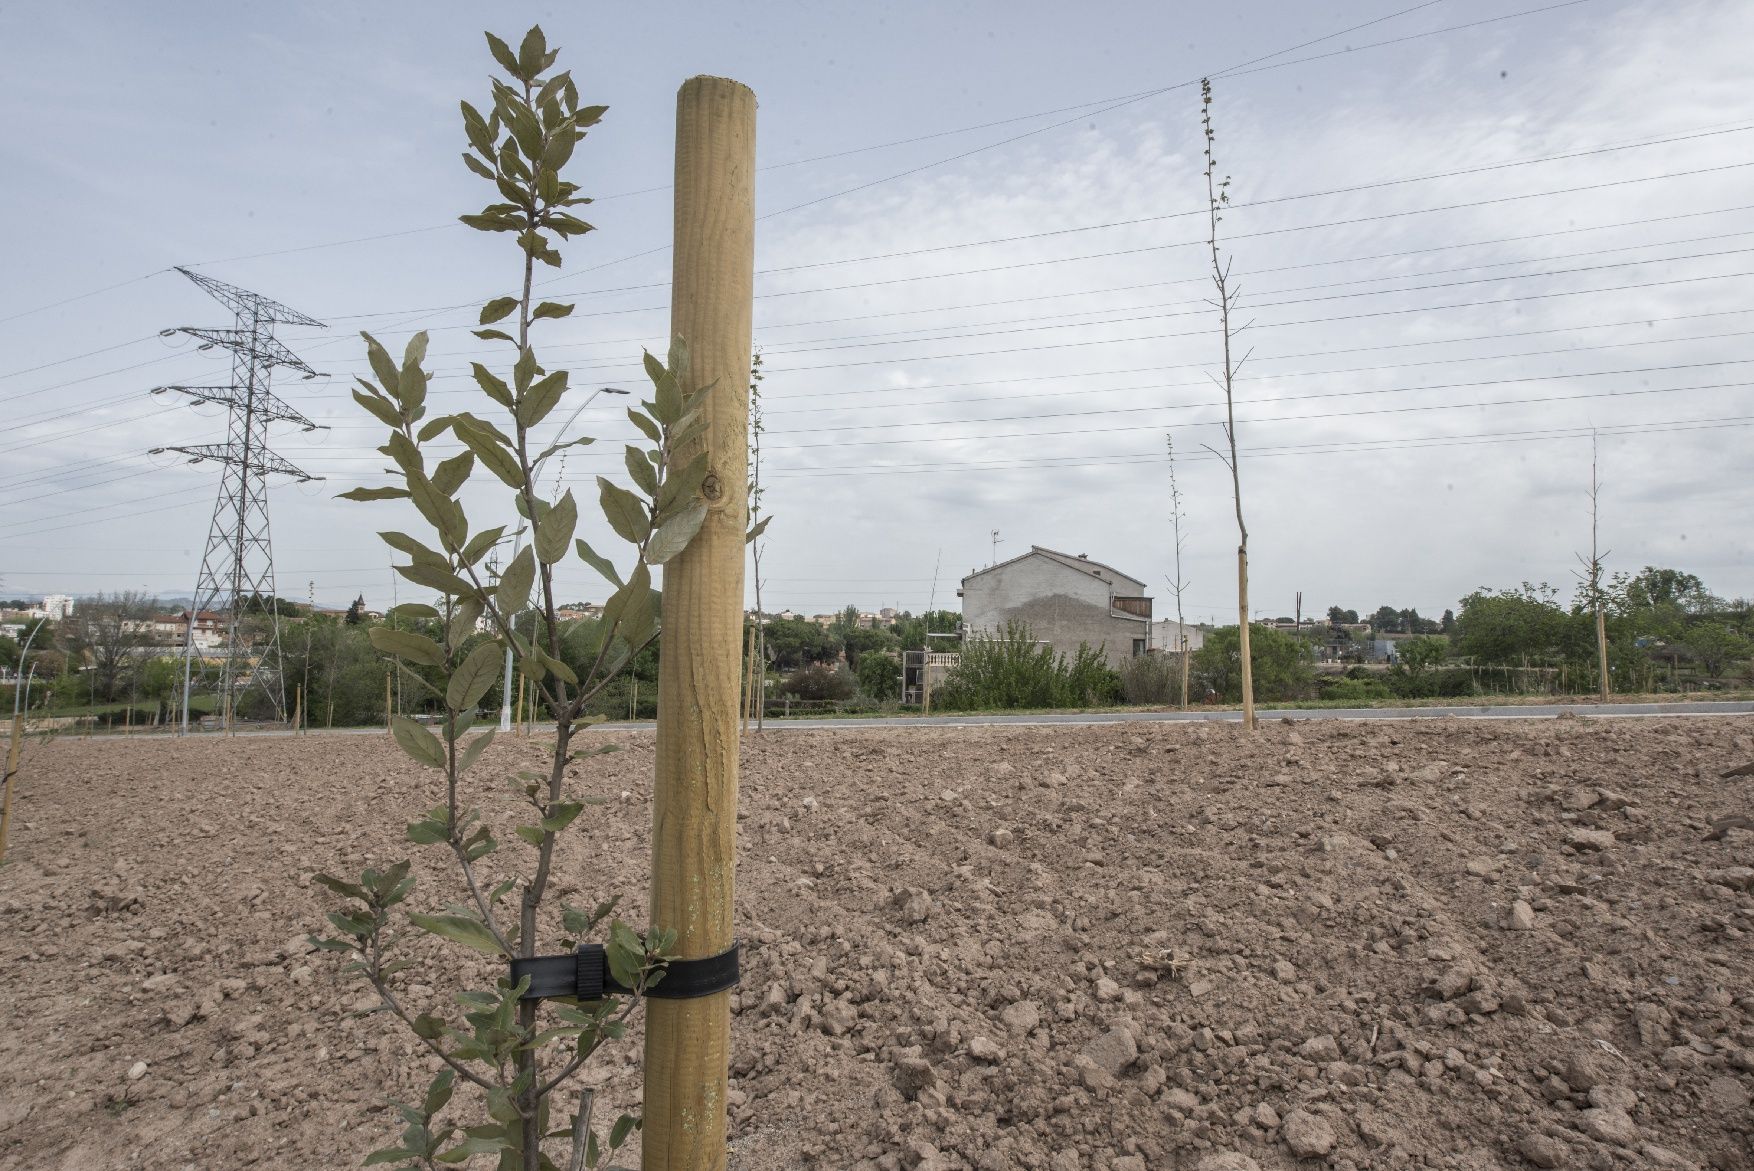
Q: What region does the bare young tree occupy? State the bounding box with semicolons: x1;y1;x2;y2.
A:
1165;434;1192;710
747;348;770;730
1199;78;1256;731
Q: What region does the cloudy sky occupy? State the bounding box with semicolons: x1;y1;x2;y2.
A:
2;0;1750;623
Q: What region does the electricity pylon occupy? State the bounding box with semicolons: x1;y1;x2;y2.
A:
152;267;325;733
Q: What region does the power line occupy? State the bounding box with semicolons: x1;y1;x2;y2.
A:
756;377;1754;452
759;413;1754;478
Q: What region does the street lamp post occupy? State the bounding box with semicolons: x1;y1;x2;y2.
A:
497;386;630;732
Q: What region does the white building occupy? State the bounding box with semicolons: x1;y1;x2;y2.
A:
961;546;1173;670
39;595;75;620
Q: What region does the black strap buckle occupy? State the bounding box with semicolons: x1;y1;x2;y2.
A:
509;940;740;1002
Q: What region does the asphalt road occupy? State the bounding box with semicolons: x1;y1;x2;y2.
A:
23;700;1752;743
600;699;1754;732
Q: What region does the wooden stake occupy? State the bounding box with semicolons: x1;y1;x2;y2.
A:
645;73;755;1171
0;714;22;865
385;671;392;733
1237;551;1256;730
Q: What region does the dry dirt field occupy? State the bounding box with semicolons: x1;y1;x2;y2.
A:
2;716;1752;1171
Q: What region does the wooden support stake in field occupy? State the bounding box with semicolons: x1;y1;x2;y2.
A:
645;73;755;1171
384;671;391;734
0;714;22;865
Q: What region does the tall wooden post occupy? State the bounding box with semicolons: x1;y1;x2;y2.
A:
1237;551;1255;729
645;74;755;1171
0;714;22;865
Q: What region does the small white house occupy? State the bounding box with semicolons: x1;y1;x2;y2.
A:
960;546;1167;669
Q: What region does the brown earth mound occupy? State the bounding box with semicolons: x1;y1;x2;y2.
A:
1;716;1751;1170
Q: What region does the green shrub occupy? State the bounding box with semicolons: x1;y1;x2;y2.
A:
1119;653;1179;705
934;620;1120;710
783;662;857;701
1193;624;1315;702
856;650;901;700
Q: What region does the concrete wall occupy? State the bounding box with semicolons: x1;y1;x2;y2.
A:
963;555;1149;669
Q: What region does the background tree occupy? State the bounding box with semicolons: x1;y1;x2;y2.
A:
1327;607;1359;626
891;609;959;652
1687;623;1753;677
855;650;902;701
762;616;842;670
64;591;158;703
841;623;899;670
1193;624;1314;703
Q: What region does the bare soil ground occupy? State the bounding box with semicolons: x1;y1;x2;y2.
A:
2;716;1752;1171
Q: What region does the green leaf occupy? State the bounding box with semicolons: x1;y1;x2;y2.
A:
455;423;524;490
462;151;495;181
597;477;649;544
647;499;707;565
400;332;430;416
497;546;535;615
363;333;401;400
484;32;523;78
417;413;456;442
352;386;403;429
470;364;515;410
471;326;516;341
431;451;474;498
406;818;448;845
479;297;518;325
312;873;366;900
460;526;505;567
388;602;442;620
390;716;447;769
369;628;446;667
513;347;537;394
530;301;573;321
541;801;583;833
436;1134;509;1163
534;490;577;565
609;1114;636;1149
605;920;643;988
448;642;503;711
626;408;661;445
458;728;497;774
518;370;568;429
363;1147;421;1165
396;561;474;596
573;539;622;588
514;825;544;846
409;912;508;957
339;486;410;502
623;446;658;497
423;1069;456;1118
517;25;550;78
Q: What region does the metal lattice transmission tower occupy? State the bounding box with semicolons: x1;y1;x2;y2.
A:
152;267;326;732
